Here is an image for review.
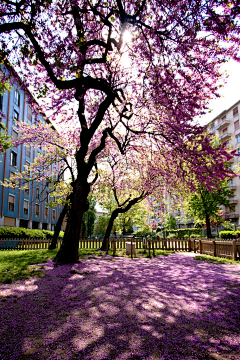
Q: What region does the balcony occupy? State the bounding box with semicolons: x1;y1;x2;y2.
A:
227;212;239;219
220;132;231;141
229;185;237;191
229;198;238;205
216;119;230;131
235;127;240;136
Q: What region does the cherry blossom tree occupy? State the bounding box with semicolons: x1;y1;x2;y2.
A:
1;0;240;262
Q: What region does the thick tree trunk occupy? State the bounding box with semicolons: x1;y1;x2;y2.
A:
206;214;212;239
54;179;90;263
100;209;118;251
49;200;69;250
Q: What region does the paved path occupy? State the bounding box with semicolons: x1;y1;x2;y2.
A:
1;253;240;360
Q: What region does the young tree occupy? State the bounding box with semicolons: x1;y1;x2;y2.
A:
80;196;96;237
184;180;234;238
1;1;240;262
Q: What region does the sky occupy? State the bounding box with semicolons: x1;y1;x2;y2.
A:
198;60;240;126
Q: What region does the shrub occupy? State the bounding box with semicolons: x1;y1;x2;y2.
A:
190;234;201;238
165;228;202;239
219;231;240;240
0;227;64;239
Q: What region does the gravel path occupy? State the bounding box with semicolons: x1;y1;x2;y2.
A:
1;253;240;360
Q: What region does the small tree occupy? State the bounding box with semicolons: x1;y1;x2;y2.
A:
184;180;234;238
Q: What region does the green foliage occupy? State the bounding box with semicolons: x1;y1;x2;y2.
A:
190;233;202;238
166;215;177;230
219;231;240;239
165;228;202;238
0;123;12;153
94;215;110;235
81;196;97;237
133;226;151;237
222;220;234;231
0;227;64;239
184;180;233;226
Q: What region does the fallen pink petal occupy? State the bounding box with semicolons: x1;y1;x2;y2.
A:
1;253;240;359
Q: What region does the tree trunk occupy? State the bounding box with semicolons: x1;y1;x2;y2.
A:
100;209;118;251
49;201;69;250
54;179;90;263
206;214;212;239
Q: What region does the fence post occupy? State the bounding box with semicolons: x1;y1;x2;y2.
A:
199;239;202;254
152;239;155;257
233;240;237;261
148;240;151;257
213;240;216;257
193;239;196;253
188;239;191;252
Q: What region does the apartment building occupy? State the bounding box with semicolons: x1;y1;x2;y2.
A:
207;100;240;227
0;65;63;230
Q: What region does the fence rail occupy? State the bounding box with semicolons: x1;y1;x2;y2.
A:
0;237;239;260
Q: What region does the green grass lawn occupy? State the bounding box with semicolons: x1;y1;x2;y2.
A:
194;254;239;264
0;247;176;284
0;249;59;284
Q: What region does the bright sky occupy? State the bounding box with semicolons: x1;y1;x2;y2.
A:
198;60;240;126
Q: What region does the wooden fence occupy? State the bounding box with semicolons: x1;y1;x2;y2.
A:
0;237;239;260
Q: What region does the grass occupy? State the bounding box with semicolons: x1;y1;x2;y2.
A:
194;254;239;264
0;247;176;284
0;249;59;284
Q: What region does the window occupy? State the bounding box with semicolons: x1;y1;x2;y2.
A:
0;95;3;111
238;148;240;154
26;146;31;158
28;106;32;121
8;195;15;212
234;120;239;131
35;204;40;217
46;191;49;202
13;110;19;122
237;136;240;144
229;180;233;186
25;161;30;174
24;181;29;195
231;206;236;212
10;151;17;166
52;210;56;221
211;125;215;132
12;130;18;140
221;115;226;121
10;171;16;188
222;127;228;134
233;107;238;117
45;207;48;219
14;90;20;106
36;187;40;200
23;200;28;215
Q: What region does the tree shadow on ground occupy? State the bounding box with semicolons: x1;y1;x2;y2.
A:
0;253;240;360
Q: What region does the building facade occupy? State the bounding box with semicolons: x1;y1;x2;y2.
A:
207;100;240;228
0;70;62;230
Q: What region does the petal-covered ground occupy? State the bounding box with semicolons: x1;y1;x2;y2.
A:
1;253;240;360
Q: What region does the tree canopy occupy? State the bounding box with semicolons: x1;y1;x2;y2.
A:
1;0;240;262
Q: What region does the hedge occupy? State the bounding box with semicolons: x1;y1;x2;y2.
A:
0;227;64;240
165;228;203;239
219;231;240;239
